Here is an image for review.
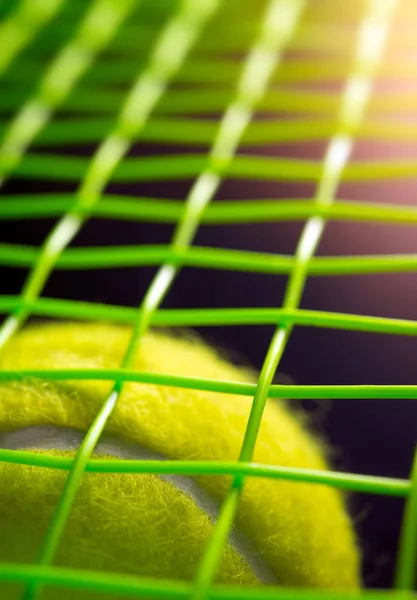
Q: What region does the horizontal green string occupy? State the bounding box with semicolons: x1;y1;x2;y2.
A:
0;368;416;399
3;56;415;88
2;85;416;117
0;448;409;497
1;196;417;226
1;296;417;336
1;117;415;146
10;24;417;57
0;562;413;600
7;153;417;182
2;243;417;276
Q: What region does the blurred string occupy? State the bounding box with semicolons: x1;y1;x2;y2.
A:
193;1;399;599
2;78;417;115
0;0;140;347
0;0;138;186
6;241;417;275
2;116;417;145
3;153;417;182
0;0;65;76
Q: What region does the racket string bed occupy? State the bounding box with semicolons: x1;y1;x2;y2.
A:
0;0;416;598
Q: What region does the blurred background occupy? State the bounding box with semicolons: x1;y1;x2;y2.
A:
1;0;416;589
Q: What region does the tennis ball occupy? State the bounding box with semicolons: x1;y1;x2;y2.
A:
0;322;360;599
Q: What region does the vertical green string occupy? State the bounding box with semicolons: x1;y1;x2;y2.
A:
192;1;399;597
0;0;219;351
19;2;221;599
394;447;417;590
0;0;140;351
120;0;306;373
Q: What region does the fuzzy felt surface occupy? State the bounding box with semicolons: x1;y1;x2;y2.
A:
0;323;360;598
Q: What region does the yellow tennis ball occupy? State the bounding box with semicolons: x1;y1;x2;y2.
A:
0;322;359;599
